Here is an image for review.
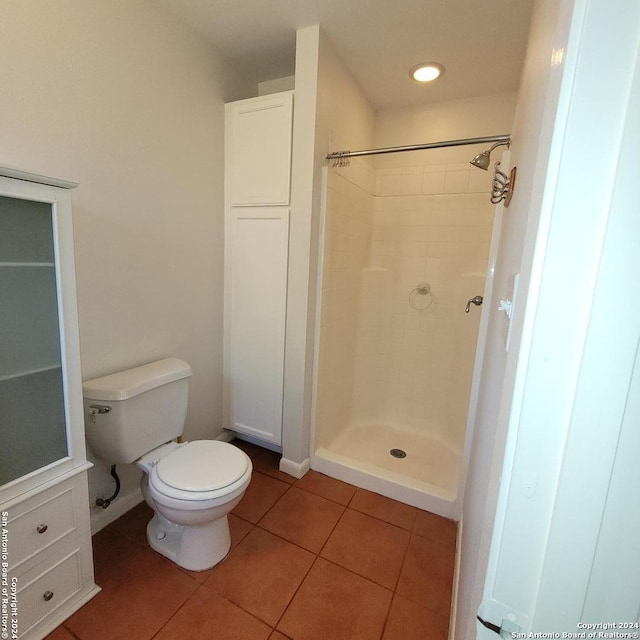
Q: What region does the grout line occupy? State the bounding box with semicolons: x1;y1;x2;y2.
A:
251;503;345;558
346;503;418;534
271;555;320;633
195;582;278;633
254;479;294;527
319;552;400;596
61;625;83;640
292;482;357;507
393;528;414;594
147;579;201;639
378;595;395;640
315;502;348;558
320;556;395;595
378;529;419;640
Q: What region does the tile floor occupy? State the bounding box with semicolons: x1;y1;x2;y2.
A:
47;440;457;640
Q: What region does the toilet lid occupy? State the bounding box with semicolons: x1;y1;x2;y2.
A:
155;440;249;492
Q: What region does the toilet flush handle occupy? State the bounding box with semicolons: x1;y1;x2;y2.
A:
88;404;111;424
89;404;111;413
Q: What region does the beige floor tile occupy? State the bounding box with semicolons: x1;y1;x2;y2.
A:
233;471;290;524
321;508;410;589
383;594;450;640
413;509;457;549
44;625;77;640
259;486;345;553
66;541;198;640
295;470;357;505
395;534;455;615
277;558;393;640
349;488;418;530
205;527;314;626
154;585;271;640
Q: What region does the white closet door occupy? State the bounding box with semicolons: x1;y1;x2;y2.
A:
228;207;289;444
226;92;293;206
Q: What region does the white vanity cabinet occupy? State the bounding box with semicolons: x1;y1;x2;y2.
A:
224;92;293;447
0;168;99;639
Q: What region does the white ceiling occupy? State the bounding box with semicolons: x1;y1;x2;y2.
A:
157;0;534;110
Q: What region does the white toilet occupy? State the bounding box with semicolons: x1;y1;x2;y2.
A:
82;358;252;571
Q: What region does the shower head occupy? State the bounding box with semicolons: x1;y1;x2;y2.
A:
470;150;492;170
470;140;511;171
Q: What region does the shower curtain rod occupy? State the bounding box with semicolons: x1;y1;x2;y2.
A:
325;134;511;161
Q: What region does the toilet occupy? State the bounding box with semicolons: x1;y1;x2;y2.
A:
82;358;252;571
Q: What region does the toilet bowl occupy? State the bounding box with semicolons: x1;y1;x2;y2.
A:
82;358;253;571
137;440;252;571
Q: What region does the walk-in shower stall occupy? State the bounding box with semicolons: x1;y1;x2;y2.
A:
311;136;506;518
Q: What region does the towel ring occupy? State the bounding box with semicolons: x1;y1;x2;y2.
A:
409;282;433;311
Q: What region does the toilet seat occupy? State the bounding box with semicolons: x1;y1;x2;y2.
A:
149;440;251;503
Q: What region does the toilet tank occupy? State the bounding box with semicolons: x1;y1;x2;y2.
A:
82;358;193;464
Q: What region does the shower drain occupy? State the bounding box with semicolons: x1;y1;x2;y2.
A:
390;448;407;459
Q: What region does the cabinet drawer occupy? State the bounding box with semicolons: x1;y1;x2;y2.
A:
13;548;83;638
6;484;77;570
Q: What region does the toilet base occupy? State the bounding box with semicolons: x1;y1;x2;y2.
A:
146;512;231;571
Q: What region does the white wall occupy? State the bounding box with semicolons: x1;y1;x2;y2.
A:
473;0;640;633
315;36;377;156
0;0;252;526
454;0;580;635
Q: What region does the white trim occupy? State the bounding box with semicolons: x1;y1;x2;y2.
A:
0;164;77;189
231;431;282;454
279;456;310;479
455;186;506;518
308;166;328;461
311;449;457;519
450;514;464;639
475;0;640;633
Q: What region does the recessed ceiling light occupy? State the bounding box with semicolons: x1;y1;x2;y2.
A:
410;62;445;83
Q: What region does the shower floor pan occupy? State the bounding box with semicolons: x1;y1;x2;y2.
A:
312;423;461;519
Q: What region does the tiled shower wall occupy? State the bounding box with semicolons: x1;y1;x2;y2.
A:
353;163;494;451
316;160;494;452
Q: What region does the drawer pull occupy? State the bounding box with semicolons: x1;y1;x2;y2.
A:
37;523;48;534
43;591;54;602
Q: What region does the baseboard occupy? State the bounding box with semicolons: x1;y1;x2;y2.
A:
279;457;310;479
216;430;236;443
449;513;464;639
311;449;457;518
90;487;144;535
230;431;282;454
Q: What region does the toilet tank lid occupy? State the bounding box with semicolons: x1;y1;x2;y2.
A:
82;358;193;401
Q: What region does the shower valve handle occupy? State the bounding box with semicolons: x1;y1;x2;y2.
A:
465;295;484;313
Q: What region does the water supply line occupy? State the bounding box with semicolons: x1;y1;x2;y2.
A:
96;465;121;509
